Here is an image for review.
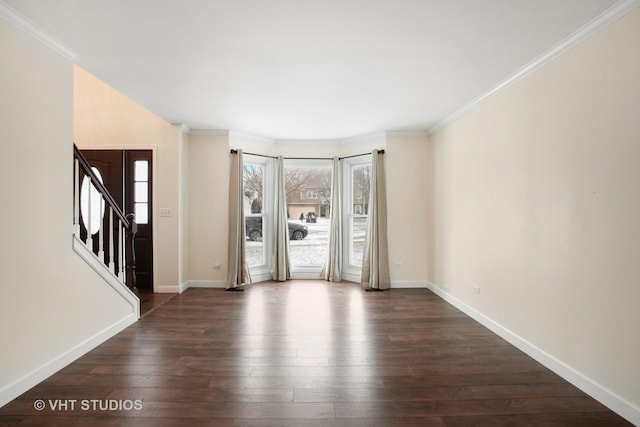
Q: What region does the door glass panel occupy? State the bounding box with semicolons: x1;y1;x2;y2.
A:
134;203;148;224
134;160;148;181
133;160;149;224
80;167;105;235
134;182;148;203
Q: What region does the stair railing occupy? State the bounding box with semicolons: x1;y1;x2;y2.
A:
73;145;137;293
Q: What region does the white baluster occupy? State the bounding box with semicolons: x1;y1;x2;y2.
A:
97;197;104;262
86;175;92;248
74;159;80;237
108;207;115;274
118;221;124;282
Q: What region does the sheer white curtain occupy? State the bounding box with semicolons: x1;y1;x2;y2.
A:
361;149;390;290
227;149;251;290
322;157;342;281
272;156;291;281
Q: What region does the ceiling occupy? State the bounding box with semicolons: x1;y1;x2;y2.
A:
4;0;621;140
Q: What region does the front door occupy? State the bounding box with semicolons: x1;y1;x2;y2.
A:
80;149;154;291
124;150;153;291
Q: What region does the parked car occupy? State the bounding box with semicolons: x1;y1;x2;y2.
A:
245;217;308;241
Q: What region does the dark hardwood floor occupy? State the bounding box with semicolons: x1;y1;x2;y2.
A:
0;281;631;426
138;289;176;318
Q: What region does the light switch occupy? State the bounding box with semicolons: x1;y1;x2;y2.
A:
160;208;172;217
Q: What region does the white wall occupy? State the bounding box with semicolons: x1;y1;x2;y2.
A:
73;67;182;292
0;17;134;406
429;7;640;420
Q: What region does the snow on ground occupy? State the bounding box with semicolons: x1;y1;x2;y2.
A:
247;217;365;267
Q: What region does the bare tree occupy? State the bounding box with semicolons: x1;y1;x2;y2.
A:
284;167;332;202
243;164;263;200
353;165;371;214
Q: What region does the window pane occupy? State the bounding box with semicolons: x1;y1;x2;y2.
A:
245;216;264;268
352;165;370;215
134;160;148;182
134;203;148;224
244;162;264;267
134;182;148;203
285;165;332;267
349;163;371;269
350;216;367;267
243;163;264;215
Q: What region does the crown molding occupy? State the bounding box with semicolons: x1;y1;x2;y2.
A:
0;0;77;60
385;130;428;138
188;128;230;136
229;130;275;145
341;131;387;146
429;0;640;134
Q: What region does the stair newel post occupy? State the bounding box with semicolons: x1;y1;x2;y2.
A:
125;213;138;294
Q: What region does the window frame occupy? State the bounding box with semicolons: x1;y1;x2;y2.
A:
243;155;273;282
342;155;372;282
284;158;333;278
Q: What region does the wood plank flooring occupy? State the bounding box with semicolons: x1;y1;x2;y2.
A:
0;281;631;426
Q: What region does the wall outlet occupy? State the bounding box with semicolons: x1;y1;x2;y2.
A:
393;262;403;269
212;263;221;269
473;285;481;295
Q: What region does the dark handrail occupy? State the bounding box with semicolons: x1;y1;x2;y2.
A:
74;145;130;227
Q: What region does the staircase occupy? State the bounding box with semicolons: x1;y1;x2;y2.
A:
72;145;140;318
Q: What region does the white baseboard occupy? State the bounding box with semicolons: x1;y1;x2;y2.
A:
154;284;183;293
390;281;428;289
186;280;226;289
425;281;640;425
0;314;137;408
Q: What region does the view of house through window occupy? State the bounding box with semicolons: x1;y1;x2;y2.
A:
284;161;332;268
242;156;372;280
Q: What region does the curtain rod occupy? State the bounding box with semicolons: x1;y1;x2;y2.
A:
230;149;384;160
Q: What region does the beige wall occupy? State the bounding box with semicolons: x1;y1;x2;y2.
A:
187;131;429;285
429;8;640;412
186;133;231;283
0;17;133;405
73;67;182;291
386;133;430;283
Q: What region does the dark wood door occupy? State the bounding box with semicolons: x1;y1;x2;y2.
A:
80;149;153;291
125;150;153;291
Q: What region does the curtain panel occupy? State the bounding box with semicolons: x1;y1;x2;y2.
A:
323;157;343;282
227;149;251;289
361;149;390;290
272;156;291;281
